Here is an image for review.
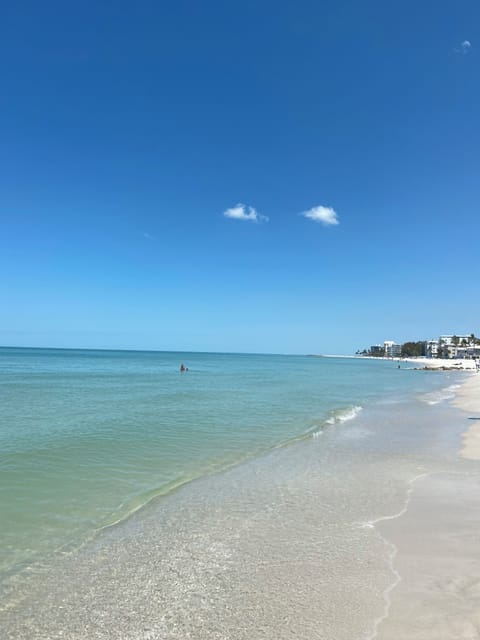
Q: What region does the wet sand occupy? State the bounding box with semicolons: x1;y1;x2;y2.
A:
455;373;480;460
376;472;480;639
374;372;480;639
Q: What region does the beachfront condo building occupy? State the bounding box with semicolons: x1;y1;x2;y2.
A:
384;341;402;358
426;340;439;358
438;335;480;359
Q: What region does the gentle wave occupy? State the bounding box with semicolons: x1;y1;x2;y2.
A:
311;405;363;437
0;348;452;583
419;384;461;405
106;405;366;527
326;405;363;424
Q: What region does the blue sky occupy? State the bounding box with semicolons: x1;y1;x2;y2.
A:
1;0;479;354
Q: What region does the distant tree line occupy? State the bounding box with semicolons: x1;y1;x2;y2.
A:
449;334;480;347
357;342;426;357
400;341;426;357
356;347;385;357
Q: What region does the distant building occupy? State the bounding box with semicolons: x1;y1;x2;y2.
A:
439;335;471;347
384;341;402;358
426;340;439;358
455;345;480;359
363;333;479;360
370;345;384;355
438;335;478;359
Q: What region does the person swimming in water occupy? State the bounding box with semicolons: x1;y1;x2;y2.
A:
180;363;185;372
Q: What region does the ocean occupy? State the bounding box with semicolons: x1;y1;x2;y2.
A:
0;347;470;638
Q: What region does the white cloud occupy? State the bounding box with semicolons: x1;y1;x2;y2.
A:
301;205;339;226
223;203;268;223
142;231;154;239
454;40;471;54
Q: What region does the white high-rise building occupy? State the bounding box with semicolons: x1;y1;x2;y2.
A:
384;341;402;358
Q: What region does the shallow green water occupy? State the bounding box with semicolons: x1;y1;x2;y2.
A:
0;347;451;578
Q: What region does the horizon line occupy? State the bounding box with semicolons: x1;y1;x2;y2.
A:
0;344;326;358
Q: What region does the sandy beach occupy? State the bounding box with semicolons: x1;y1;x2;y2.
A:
351;355;478;371
374;371;480;639
402;357;478;371
454;373;480;460
376;471;480;639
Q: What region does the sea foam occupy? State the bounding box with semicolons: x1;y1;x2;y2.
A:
419;383;461;406
311;406;363;438
325;405;363;425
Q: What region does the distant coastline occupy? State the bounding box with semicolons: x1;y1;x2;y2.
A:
318;353;478;370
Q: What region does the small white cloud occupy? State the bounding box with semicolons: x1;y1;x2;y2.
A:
301;205;339;226
142;231;154;239
223;203;268;223
454;40;471;54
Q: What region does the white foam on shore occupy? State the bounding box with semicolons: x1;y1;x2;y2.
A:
419;383;462;405
310;405;363;438
325;405;363;425
310;406;363;438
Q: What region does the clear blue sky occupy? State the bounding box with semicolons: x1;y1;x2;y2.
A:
1;1;479;354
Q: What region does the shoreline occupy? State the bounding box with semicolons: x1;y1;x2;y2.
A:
2;365;479;639
371;370;480;638
320;354;479;371
453;372;480;460
402;356;478;371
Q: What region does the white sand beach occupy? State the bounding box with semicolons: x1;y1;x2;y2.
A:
376;471;480;640
351;355;478;370
454;373;480;460
374;371;480;639
402;357;478;371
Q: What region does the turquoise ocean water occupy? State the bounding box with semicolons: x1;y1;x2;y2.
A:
0;348;470;640
0;347;459;586
0;348;458;584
